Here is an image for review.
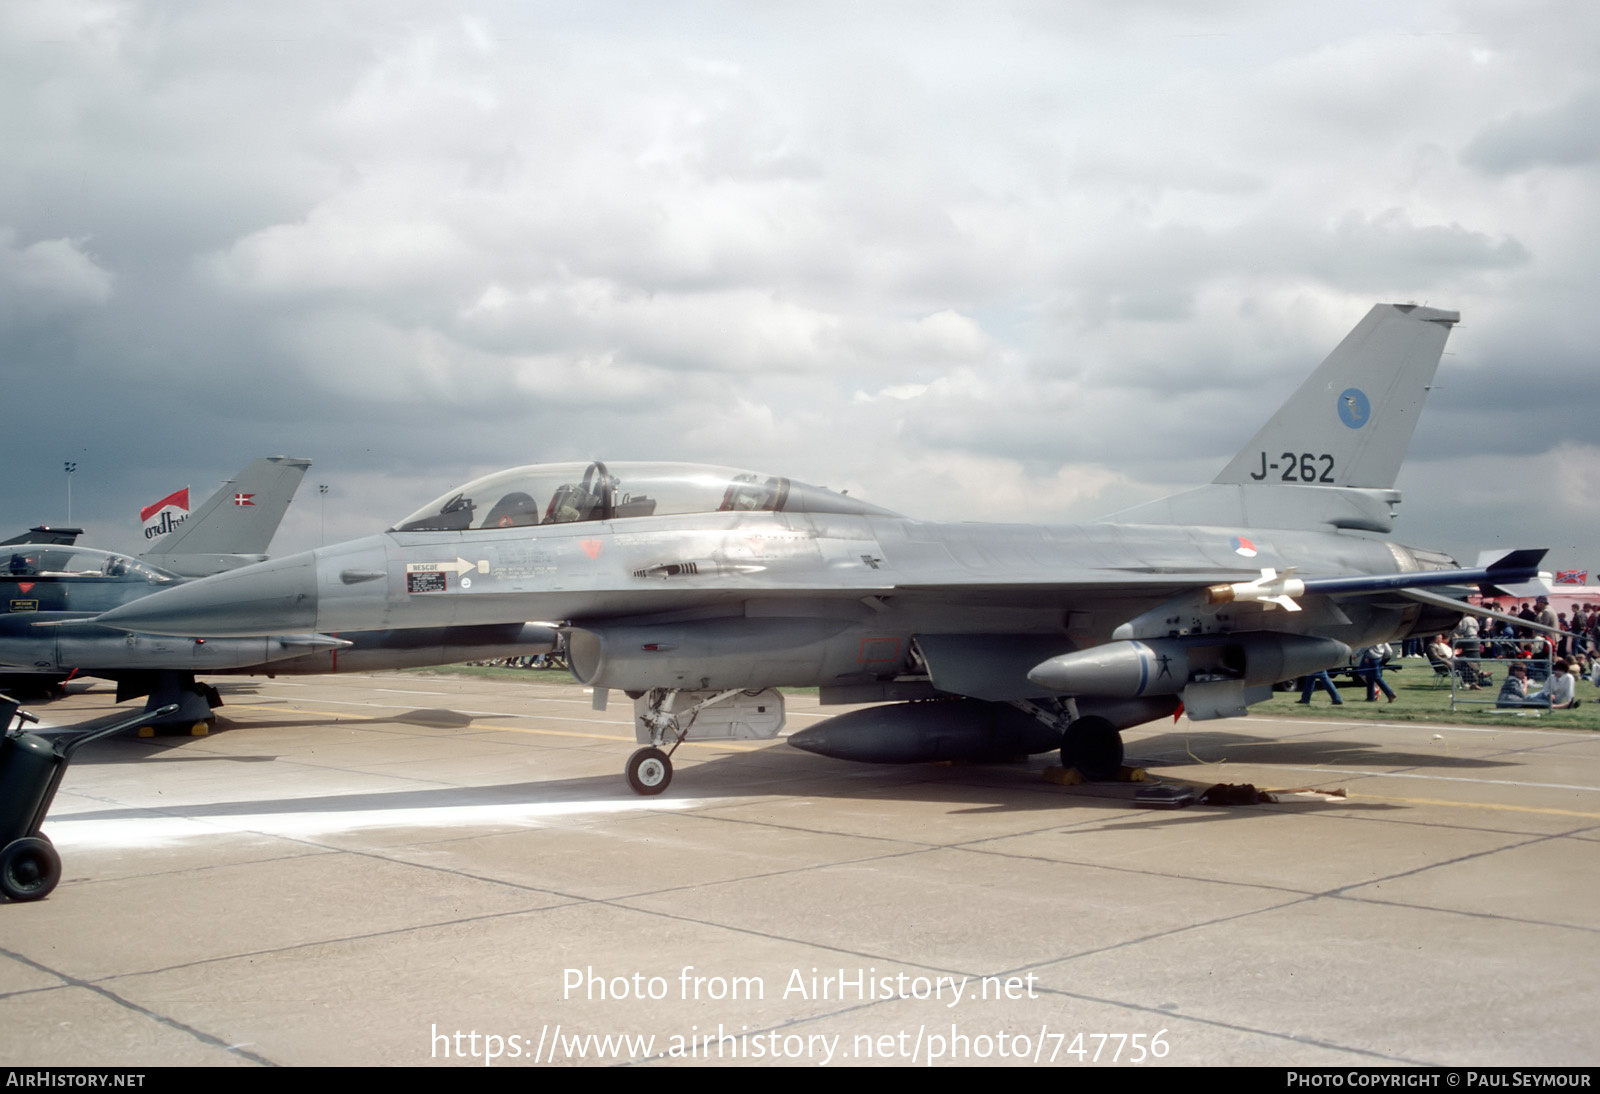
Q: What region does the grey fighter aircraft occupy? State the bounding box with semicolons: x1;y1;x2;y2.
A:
4;458;559;727
0;458;315;713
87;304;1544;791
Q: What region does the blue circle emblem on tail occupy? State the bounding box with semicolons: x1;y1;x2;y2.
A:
1337;387;1370;429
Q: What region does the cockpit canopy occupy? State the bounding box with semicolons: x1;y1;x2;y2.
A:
391;460;897;533
5;546;178;584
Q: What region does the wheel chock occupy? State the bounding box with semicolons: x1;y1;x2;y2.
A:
1043;766;1084;786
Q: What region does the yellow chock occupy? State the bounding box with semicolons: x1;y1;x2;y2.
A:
189;722;210;737
1043;766;1084;786
1120;766;1148;782
137;726;155;738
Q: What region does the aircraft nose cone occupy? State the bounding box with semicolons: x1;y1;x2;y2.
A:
94;553;319;637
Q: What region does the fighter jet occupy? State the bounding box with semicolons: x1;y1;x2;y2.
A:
4;456;561;727
0;458;317;712
88;304;1544;791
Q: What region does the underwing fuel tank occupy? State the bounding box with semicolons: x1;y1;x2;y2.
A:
787;695;1181;764
1027;632;1350;697
788;699;1062;764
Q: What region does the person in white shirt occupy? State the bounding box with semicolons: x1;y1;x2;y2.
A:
1428;634;1483;689
1531;661;1582;709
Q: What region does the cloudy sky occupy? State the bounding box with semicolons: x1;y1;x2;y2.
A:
4;0;1596;574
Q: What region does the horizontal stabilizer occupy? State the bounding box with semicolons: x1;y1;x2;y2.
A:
1473;548;1555;598
1483;548;1548;574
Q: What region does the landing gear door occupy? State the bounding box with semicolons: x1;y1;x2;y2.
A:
632;689;786;744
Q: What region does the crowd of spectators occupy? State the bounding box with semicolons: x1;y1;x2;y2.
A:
1430;594;1599;707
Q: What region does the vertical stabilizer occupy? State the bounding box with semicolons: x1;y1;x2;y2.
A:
1213;303;1457;489
1107;304;1457;533
140;457;311;577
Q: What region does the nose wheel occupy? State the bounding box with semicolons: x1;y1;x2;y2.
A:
626;747;672;795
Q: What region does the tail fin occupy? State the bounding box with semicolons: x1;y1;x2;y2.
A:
0;526;82;546
139;457;311;577
1213;303;1458;489
1108;303;1458;533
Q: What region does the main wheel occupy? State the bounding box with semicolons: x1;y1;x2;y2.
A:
626;747;672;796
1060;715;1124;781
0;837;62;902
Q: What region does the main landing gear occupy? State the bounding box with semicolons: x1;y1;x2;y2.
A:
1057;714;1124;782
1008;698;1127;782
118;673;221;737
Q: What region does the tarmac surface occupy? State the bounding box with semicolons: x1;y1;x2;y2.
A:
2;672;1597;1068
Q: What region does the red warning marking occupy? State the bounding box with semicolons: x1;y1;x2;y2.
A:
17;583;33;594
580;540;603;560
858;637;901;663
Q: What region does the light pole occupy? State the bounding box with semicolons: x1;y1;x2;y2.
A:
64;462;76;523
319;484;329;545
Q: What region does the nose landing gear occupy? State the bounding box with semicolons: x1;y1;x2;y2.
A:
626;746;673;796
